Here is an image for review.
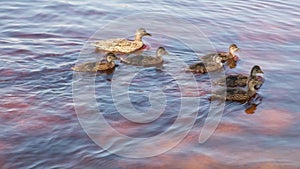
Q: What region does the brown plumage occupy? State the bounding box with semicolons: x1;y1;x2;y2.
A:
211;77;260;103
226;57;238;68
120;47;168;66
215;65;264;88
201;44;240;63
186;55;223;73
94;28;151;54
72;53;118;72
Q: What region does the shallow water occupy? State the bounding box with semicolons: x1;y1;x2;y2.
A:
1;0;300;168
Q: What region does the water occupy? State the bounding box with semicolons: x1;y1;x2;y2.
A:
1;0;300;168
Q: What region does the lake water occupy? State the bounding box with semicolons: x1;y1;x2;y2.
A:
1;0;300;168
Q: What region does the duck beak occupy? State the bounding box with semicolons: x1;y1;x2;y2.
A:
145;33;152;36
236;48;240;52
256;70;264;77
257;73;264;77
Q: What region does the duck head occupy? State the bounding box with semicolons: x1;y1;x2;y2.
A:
250;65;264;77
156;47;168;57
135;28;151;41
229;44;240;56
105;53;118;62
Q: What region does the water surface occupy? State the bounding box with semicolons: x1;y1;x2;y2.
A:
1;0;300;168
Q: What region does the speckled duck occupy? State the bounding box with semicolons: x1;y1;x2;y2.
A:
94;28;151;54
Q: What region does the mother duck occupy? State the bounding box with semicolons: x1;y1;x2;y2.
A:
94;28;151;54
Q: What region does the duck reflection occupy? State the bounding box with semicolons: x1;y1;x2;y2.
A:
245;93;263;114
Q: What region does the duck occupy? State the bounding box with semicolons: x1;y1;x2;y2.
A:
72;53;118;72
215;65;264;88
120;47;168;66
94;28;151;54
211;77;260;103
226;57;238;69
186;55;223;73
201;44;240;63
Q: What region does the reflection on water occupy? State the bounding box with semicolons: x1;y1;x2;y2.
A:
245;103;258;114
245;93;263;114
1;0;300;168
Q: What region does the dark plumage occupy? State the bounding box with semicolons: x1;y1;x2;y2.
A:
120;47;168;66
211;77;260;103
215;65;264;88
186;55;223;73
72;53;118;72
201;44;240;63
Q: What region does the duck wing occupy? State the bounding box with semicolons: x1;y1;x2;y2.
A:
96;62;115;71
205;62;223;72
71;62;98;72
200;52;228;62
200;53;218;62
140;56;162;66
122;55;162;66
121;55;144;65
95;38;143;53
226;74;248;87
94;38;124;50
226;88;249;102
186;62;207;73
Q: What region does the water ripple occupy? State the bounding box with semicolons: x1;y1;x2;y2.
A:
0;0;299;168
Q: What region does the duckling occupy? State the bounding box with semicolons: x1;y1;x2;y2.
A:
186;55;223;73
201;44;240;63
226;57;238;69
94;28;151;54
120;47;168;66
215;65;264;88
211;77;260;103
72;53;118;72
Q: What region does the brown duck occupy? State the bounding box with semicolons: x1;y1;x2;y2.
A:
211;77;260;103
201;44;240;63
94;28;151;54
186;55;223;73
120;47;168;66
72;53;118;72
216;65;264;88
